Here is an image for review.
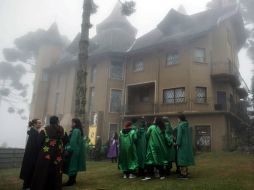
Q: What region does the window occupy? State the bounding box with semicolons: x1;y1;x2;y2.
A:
133;61;144;72
196;87;207;103
194;48;205;63
110;89;122;112
166;52;179;65
91;65;96;83
110;61;123;80
163;88;185;104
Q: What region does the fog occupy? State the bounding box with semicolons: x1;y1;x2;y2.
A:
0;0;252;148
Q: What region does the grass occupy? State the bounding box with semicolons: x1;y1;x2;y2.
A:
0;152;253;190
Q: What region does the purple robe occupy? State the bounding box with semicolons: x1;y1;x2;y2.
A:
107;138;118;158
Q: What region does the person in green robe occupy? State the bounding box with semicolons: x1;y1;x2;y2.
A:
63;118;86;186
118;121;138;179
136;118;147;177
176;114;195;179
143;117;168;180
162;116;175;176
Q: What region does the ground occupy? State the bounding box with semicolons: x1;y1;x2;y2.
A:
0;152;254;190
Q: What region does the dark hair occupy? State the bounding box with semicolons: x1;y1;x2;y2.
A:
50;116;59;125
155;117;165;131
49;116;63;138
162;116;170;123
125;121;132;128
113;132;118;140
72;118;84;136
178;113;186;121
28;119;39;128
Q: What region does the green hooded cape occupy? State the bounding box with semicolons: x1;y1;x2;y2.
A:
136;127;146;168
118;129;138;172
176;121;195;166
145;125;168;166
64;128;86;176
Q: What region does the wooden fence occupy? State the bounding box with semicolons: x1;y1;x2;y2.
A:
0;148;24;169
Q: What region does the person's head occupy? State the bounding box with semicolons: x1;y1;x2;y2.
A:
155;117;165;130
72;118;84;136
28;119;42;130
138;118;147;128
131;118;138;124
113;132;118;139
125;121;132;129
162;116;170;124
177;113;186;122
50;116;59;125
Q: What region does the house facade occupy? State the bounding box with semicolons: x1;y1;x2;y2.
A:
30;3;249;151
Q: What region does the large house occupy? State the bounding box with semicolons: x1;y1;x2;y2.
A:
30;2;249;151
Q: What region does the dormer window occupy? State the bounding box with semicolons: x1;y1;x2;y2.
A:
194;48;206;63
166;52;179;65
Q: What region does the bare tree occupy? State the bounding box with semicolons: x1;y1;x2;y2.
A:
75;0;135;124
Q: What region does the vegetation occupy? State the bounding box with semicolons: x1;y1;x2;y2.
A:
0;152;253;190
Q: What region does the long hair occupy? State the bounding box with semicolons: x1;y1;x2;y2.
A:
28;119;39;128
113;132;118;140
72;118;84;137
49;116;63;138
177;113;187;122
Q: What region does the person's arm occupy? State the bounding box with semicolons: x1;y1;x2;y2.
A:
66;129;81;153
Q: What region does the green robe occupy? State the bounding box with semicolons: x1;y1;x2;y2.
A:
136;127;146;169
176;121;195;166
118;129;138;172
64;128;86;176
165;122;175;162
145;125;168;166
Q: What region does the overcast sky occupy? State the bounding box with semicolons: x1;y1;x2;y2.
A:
0;0;252;148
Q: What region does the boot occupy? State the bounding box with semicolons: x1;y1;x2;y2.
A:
63;175;76;186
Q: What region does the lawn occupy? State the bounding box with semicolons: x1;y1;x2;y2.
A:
0;152;253;190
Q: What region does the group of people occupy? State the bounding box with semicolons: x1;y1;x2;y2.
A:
20;116;86;190
118;114;195;180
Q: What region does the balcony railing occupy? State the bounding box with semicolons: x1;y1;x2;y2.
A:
211;61;240;86
123;98;249;123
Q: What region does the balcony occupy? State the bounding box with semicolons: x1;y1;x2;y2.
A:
211;61;240;86
125;82;155;115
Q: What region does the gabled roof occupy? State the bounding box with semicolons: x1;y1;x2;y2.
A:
129;4;245;53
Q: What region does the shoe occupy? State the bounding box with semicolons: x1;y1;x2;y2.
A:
160;176;166;180
141;177;151;181
123;174;127;179
129;174;137;179
177;175;188;180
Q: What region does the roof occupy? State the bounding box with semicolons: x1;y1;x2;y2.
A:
129;4;245;53
56;1;137;65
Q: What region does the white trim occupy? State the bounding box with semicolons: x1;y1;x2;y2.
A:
109;88;123;113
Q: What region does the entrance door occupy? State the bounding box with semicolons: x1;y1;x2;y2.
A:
195;126;211;152
217;91;227;110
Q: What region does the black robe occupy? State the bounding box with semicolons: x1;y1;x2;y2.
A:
31;125;67;190
20;127;40;187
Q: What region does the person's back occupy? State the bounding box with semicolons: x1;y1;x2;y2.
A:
31;116;66;190
118;122;138;178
